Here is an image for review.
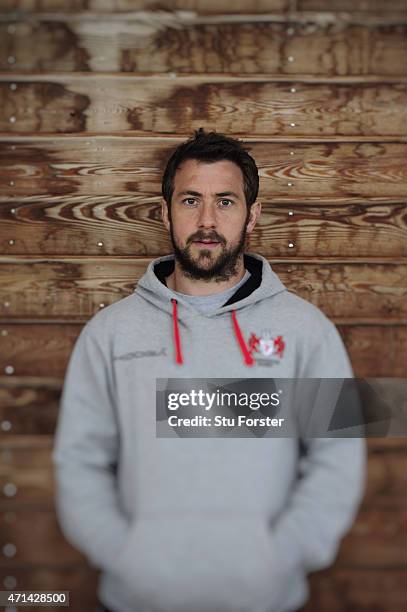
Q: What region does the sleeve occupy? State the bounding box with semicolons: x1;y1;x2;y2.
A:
268;319;367;600
51;318;129;573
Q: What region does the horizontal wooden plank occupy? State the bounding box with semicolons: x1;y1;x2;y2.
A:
2;383;407;444
338;325;407;377
365;452;407;506
0;324;79;379
1;78;407;136
0;445;54;502
1;139;407;202
2;435;407;453
0;376;407;442
367;436;407;453
2;20;407;76
0;384;59;435
0;258;406;323
338;507;407;568
300;0;407;10
1;199;407;258
304;569;407;612
2;1;407;14
1;382;407;440
0;507;82;566
2;437;407;505
0;323;405;378
0;434;53;448
1;0;290;14
0;500;406;569
363;378;407;441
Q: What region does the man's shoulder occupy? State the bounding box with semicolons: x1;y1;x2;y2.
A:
268;289;335;335
82;293;145;336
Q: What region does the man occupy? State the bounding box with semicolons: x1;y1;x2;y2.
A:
52;129;366;612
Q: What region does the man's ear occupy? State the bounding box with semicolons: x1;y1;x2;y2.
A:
161;199;170;232
246;200;261;234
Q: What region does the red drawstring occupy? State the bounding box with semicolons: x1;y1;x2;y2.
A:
170;300;254;367
231;309;254;366
171;299;184;365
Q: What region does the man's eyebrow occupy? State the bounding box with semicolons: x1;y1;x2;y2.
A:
177;190;241;198
178;190;202;197
216;191;240;198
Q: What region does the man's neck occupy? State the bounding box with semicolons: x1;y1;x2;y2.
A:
166;256;246;296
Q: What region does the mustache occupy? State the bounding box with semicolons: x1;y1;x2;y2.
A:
188;232;226;245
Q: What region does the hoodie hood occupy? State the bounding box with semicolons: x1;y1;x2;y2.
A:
135;252;286;317
135;252;287;366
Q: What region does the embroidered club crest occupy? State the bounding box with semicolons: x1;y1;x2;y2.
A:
248;329;285;365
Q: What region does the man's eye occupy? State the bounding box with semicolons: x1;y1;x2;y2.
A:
219;199;233;207
183;198;197;205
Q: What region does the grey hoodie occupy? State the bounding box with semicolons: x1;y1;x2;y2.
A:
52;252;366;612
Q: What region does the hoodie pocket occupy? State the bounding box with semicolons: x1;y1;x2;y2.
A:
114;514;281;612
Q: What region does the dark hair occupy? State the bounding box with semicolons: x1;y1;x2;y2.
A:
161;128;259;209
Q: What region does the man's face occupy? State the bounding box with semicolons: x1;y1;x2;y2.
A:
162;159;260;281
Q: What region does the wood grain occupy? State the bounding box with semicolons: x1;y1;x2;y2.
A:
0;0;290;13
0;445;54;502
0;471;406;568
1;199;407;257
1;506;405;568
338;325;407;377
365;452;407;507
1;139;407;202
1;436;406;504
367;437;407;452
1;379;406;441
0;258;405;323
304;569;407;612
0;507;82;565
2;0;407;14
338;507;407;567
0;324;79;379
0;0;405;609
0;384;59;435
300;0;407;10
0;323;405;378
2;20;407;76
2;78;407;136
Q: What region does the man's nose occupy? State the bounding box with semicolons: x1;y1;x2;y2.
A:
198;202;217;227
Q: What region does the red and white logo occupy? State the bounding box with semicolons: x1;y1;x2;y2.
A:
248;329;285;365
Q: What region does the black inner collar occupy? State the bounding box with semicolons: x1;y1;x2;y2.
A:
154;254;262;307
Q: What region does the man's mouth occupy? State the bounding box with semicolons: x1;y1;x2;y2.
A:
193;240;220;248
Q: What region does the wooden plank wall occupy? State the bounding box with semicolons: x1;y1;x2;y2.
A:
0;0;406;610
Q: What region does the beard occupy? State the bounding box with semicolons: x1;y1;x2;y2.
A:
168;210;250;282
